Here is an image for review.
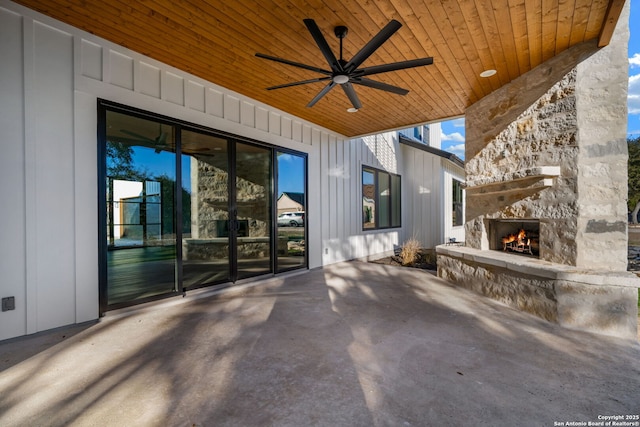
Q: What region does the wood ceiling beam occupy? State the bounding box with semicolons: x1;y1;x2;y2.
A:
597;0;625;47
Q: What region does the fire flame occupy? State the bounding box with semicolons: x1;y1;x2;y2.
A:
502;229;528;245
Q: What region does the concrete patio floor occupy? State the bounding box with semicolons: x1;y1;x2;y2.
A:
1;261;639;426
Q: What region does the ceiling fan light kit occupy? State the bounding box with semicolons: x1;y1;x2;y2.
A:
256;18;434;110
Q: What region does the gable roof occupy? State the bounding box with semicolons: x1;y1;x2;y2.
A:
278;192;305;206
399;135;465;169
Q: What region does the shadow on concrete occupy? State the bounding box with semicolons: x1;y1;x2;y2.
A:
0;321;97;372
0;261;638;426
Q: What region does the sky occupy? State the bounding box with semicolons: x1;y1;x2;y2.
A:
440;1;640;159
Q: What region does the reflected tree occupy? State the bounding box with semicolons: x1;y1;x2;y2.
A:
106;141;149;181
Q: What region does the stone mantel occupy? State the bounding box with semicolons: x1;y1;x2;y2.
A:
464;166;561;196
436;245;639;288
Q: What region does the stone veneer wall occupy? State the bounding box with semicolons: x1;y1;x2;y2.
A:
463;12;629;271
437;3;639;339
465;68;581;265
436;245;639;339
185;155;270;260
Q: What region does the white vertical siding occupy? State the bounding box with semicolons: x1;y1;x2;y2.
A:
73;91;99;323
0;0;406;340
442;159;466;244
0;6;27;339
32;21;76;331
428;122;442;149
400;143;465;249
401;144;442;248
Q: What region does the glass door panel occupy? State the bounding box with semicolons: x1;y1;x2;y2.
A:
235;142;272;280
276;151;306;272
378;173;390;228
181;130;231;288
105;111;177;306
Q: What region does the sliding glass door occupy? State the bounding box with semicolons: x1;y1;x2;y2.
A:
181;131;231;288
105;111;178;306
234;142;272;280
100;102;305;312
276;151;306;272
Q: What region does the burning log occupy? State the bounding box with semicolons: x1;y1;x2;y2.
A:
502;229;534;255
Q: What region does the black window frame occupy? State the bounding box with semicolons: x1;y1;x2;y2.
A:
362;166;401;231
452;178;464;227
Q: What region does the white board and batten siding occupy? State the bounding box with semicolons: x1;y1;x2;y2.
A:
401;144;465;249
0;0;404;341
321;132;404;264
442;160;466;244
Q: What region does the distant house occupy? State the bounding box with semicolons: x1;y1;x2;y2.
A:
277;192;305;214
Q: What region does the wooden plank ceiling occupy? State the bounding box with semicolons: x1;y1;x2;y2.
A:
13;0;622;137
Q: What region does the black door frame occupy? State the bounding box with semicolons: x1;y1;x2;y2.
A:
97;99;307;315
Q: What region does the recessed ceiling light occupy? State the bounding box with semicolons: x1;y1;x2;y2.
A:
480;69;497;78
347;107;359;113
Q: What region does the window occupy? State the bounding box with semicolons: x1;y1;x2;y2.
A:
362;167;401;230
452;178;463;226
413;126;422;141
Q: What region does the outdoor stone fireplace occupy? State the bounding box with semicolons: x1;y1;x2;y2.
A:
489;219;540;257
436;5;639;340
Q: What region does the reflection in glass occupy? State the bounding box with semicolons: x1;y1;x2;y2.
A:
105;111;177;306
378;172;390;228
276;152;306;272
453;179;463;226
181;131;230;288
103;107;309;310
391;175;401;227
236;143;272;280
362;169;376;229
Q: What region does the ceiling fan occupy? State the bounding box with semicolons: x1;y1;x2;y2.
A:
120;127;169;153
256;19;433;110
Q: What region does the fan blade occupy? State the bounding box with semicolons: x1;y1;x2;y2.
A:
341;82;362;109
344;19;402;72
307;82;337;107
303;19;342;72
156;132;168;145
120;129;155;143
266;77;331;90
351;78;409;95
255;53;331;75
357;57;434;77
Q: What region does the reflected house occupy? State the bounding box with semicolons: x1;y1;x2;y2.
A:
0;0;636;342
362;184;375;228
277;192;304;215
110;179;163;246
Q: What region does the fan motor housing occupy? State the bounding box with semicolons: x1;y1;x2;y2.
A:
334;26;348;39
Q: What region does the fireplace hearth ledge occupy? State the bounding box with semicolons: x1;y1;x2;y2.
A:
436;245;639;287
436;245;640;340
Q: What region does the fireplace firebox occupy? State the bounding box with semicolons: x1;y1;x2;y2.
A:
489;219;540;257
